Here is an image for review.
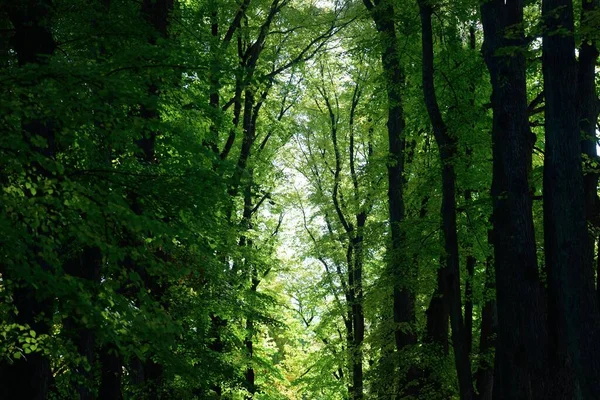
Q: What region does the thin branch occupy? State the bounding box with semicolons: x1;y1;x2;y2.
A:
222;0;252;46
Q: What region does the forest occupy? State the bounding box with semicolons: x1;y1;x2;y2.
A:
1;0;599;399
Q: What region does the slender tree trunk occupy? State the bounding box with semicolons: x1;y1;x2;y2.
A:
242;175;257;398
244;268;259;398
351;215;366;400
473;257;496;400
349;84;367;400
209;312;227;397
363;0;416;369
480;1;550;398
464;245;475;356
346;241;358;400
543;0;600;396
417;2;473;398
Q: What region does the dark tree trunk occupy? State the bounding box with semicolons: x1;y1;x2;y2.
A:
424;261;450;398
349;85;367;400
425;265;449;353
344;243;357;400
363;0;416;365
480;1;550;398
0;3;56;399
542;0;600;397
421;194;449;357
242;179;257;398
351;216;366;400
598;237;600;302
417;2;474;398
363;2;421;395
422;194;449;356
209;312;227;396
245;315;256;397
99;345;124;400
578;0;600;282
464;252;475;355
63;247;102;400
474;258;496;400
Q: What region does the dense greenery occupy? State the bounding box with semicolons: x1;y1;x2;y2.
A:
0;0;599;399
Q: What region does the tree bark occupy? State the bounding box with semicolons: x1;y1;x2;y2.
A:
351;217;366;400
481;0;550;398
578;0;600;287
363;0;416;367
417;2;474;398
543;0;600;396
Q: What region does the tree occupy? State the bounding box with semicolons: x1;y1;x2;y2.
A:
417;1;474;397
361;2;420;394
1;0;600;398
543;0;600;396
0;1;57;396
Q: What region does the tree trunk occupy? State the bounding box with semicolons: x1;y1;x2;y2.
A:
473;257;496;400
128;2;174;397
578;0;600;288
351;215;366;400
0;3;57;399
542;0;600;396
63;247;102;400
363;0;416;366
425;265;449;353
424;260;450;398
464;252;475;356
417;2;474;398
99;345;124;400
480;1;550;398
346;241;358;400
242;178;257;398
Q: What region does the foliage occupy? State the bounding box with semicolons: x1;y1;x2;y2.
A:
1;0;599;398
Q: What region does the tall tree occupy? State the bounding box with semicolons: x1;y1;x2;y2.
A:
543;0;600;396
417;1;474;398
480;0;550;398
578;0;600;283
361;4;417;391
